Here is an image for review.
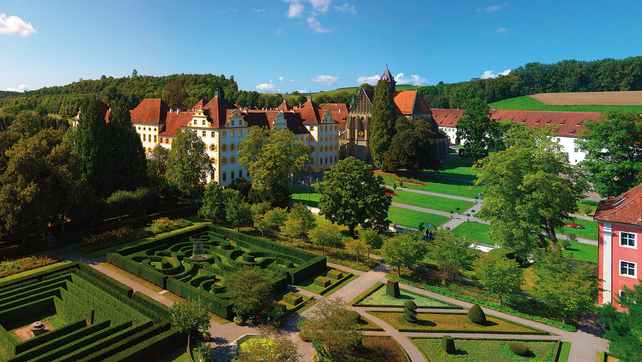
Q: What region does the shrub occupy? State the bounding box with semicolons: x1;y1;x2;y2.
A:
509;341;530;356
314;276;331;287
327;269;344;280
333;309;361;324
467;304;486;324
82;226;133;248
386;280;400;297
441;335;456;354
284;292;303;306
403;300;418;323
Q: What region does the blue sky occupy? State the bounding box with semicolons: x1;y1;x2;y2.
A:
1;0;641;94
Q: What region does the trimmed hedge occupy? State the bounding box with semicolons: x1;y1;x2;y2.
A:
0;297;55;326
75;262;133;298
166;277;233;320
327;269;343;280
509;341;530;356
59;288;95;324
319;272;354;296
103;327;186;362
468;304;486;325
75;323;170;362
348;282;384;306
441;335;456;354
107;253;168;289
284;292;303;306
0;275;71;304
0;324;19;357
112;225;210;257
0;262;78;293
315;276;331;287
0;284;64;311
54;296;83;326
13;319;87;356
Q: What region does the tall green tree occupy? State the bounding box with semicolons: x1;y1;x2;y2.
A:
108;99;148;191
74;97;114;197
380;232;428;277
533;247;599;324
147;144;170;190
7;111;41;139
170;299;211;352
0;131;20;174
455;98;500;160
473;251;524;306
600;284;642;362
369;78;397;170
309;223;342;255
576;110;642;198
288;203;317;238
427;230;478;283
166;128;212;198
226;266;275;317
0;129;89;238
198;182;226;223
233;325;302;362
383;117;441;174
345;238;369;265
225;194;253;231
317;157;391;237
475;125;588;258
239;126;311;208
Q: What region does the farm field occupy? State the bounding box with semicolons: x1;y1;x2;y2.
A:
489;95;642;113
530;90;642;105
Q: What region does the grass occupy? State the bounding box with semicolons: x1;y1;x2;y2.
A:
296;267;356;295
353;283;459;308
561;240;598;264
376;171;485;199
561;218;598;241
368;311;547;334
0;251;65;279
410;337;561;362
0;256;71;283
489;95;642;113
423;159;480;182
450;221;491;245
357;316;385;331
392;189;476;213
388;206;450;229
558;342;571;362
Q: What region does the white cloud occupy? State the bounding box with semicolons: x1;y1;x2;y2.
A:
275;28;283;35
310;75;339;86
481;69;511;79
253;9;265;13
395;73;433;86
309;0;332;13
496;27;508;33
307;17;330;33
279;77;295;85
286;1;304;18
357;75;380;84
6;84;30;92
334;3;357;15
296;89;309;94
0;14;36;37
477;3;509;13
256;81;278;92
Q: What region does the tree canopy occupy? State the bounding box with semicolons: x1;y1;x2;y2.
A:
576;110;642;198
380;232;429;277
473;250;523;306
226;266;275;317
166;128;212;198
456;98;500;160
383;117;441;174
600;283;642;362
170;298;211;350
317;157;391;237
369;79;397;170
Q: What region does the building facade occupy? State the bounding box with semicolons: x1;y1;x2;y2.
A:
595;183;642;311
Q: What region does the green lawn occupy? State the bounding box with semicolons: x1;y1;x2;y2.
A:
388;206;450;229
423;159;480;182
0;258;72;283
392;189;476;213
562;240;598;264
490;95;642;113
377;172;484;199
297;267;356;295
354;284;459;308
450;221;492;245
410;337;560;362
561;218;598;241
368;311;546;334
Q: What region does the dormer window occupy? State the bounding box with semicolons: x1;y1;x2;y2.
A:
231;120;235;126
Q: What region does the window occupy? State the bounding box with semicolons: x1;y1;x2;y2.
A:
221;144;228;152
621;232;636;247
231;120;235;126
620;290;629;303
143;134;147;142
239;130;243;137
325;125;328;131
210;157;217;165
222;172;227;182
222;131;227;138
239;170;243;179
202;120;206;126
231;171;235;180
230;156;236;164
231;130;235;138
210;144;216;151
221;157;228;166
202;131;206;137
335;156;337;162
211;171;216;180
211;131;215;137
230;143;236;151
621;261;636;277
325;145;328;152
154;135;158;143
193;120;197;125
325;157;328;164
320;158;323;165
330;145;333;151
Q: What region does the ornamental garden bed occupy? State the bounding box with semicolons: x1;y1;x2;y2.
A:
323;336;409;362
297;267;356;296
409;337;562;362
350;282;461;309
367;311;548;334
0;252;65;280
106;225;326;320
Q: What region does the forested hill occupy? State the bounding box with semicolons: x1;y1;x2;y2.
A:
418;56;642;109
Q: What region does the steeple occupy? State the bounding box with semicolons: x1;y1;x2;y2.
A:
381;64;396;93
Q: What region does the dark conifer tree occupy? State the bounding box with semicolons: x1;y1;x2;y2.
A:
369;78;396;170
108;99;149;191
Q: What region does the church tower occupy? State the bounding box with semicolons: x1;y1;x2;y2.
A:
381;65;396;93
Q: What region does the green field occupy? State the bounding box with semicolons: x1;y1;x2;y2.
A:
410;337;560;362
561;218;598;241
489;96;642;113
562;240;598;264
393;189;476;213
451;221;492;245
388;206;450;229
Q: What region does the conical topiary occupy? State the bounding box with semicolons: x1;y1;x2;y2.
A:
386;280;400;297
441;335;456;354
509;342;529;356
467;304;486;324
403;300;418;323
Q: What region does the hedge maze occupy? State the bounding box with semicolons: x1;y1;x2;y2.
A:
0;262;183;362
107;225;326;320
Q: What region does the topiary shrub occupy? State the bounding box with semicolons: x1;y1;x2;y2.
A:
403;300;418;323
467;304;486;324
509;341;530;356
386;280;400;297
441;335;456;354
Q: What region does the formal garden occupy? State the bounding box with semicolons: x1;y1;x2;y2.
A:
0;262;181;362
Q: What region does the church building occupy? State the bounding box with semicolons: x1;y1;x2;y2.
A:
340;67;449;163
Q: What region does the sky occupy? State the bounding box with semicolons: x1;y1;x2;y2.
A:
1;0;641;94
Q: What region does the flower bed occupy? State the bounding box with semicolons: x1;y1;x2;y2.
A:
0;252;64;279
396;180;428;187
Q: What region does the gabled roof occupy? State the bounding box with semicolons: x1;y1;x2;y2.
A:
392;90;432;115
595;183;642;226
201;96;236;128
321;103;349;130
130;99;170;125
159;111;193;137
299;100;323;125
276;100;292;111
431;109;601;138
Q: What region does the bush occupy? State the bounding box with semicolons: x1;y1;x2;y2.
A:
403;300;417;323
314;276;331;287
386;280;400;297
441;335;456;354
327;269;343;280
283;292;303;306
81;226;133;249
509;341;530;356
467;304;486;324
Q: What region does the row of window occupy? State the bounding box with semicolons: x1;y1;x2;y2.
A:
620;231;636;248
312;125;337;132
319;156;338;165
193;119;246;128
216;169;242;183
137;126;156;132
141;134;158;143
621;260;636;278
211;143;237;152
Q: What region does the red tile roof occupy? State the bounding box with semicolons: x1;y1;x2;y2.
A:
595;183;642;226
276;100;292;111
202;97;236;128
321;103;349;130
432;109;602;138
299;100;323;125
392;91;432;115
130;99;170;125
159;111;193;137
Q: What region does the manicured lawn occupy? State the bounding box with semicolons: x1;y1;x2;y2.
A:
376;172;485;199
392;189;476;213
424;158;480;182
450;221;492;245
358;316;385;331
354;283;459;308
332;336;409;362
561;218;598;241
368;311;547;334
291;186;321;208
388;206;450;229
561;240;598;264
410;337;560;362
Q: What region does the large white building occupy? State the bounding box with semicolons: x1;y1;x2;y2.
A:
432;109;602;164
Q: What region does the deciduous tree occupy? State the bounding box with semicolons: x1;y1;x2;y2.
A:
576;110;642;198
383;117;441;174
225;194;253;231
380;232;428;277
369;79;397;170
233;325;302;362
455;98;500;160
309;223;342;255
317;157;391;237
473;250;524;306
345;238;369;265
170;299;211;352
298;297;362;356
198;182;226;223
226;266;275;317
166;128;212;198
428;229;478;283
108;99;148;191
600;284;642;362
